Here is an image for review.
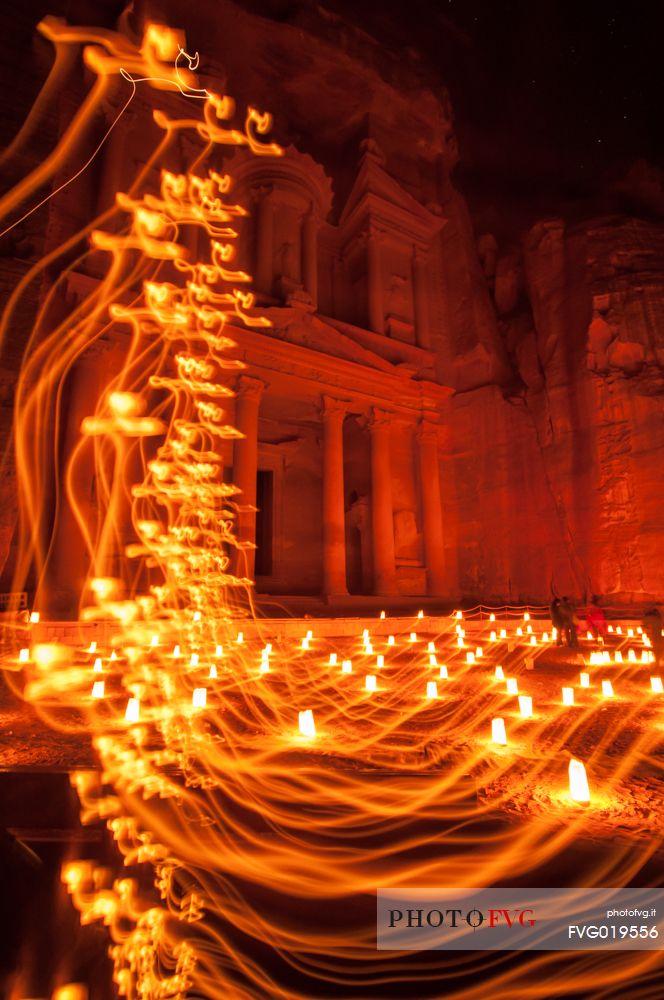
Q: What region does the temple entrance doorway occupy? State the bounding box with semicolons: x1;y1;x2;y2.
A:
342;416;372;594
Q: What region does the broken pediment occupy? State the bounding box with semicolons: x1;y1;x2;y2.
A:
263;307;402;374
339;141;446;249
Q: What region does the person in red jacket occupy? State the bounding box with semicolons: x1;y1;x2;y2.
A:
585;596;608;640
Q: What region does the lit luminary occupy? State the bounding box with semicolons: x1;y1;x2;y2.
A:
601;680;614;698
524;612;530;621
362;628;370;640
306;629;313;640
456;611;463;620
193;611;201;622
190;652;199;666
516;627;523;636
380;610;386;619
495;665;505;680
426;680;438;699
109;650;117;661
526;625;533;634
91;681;105;699
616;626;623;635
500;629;507;639
569;758;590;803
265;643;272;653
427;641;436;652
376;654;384;668
650;677;663;694
466;652;475;665
29;611;40;624
602;651;611;664
209;664;218;679
608;625;614;633
628;649;637;663
637;626;643;634
491;717;507;745
439;665;448;679
506;678;518;695
518;695;533;718
580;672;590;687
586;631;593;641
475;646;483;658
192;687;207;708
93;657;102;673
552;628;558;642
490;613;496;622
236;632;244;644
387;635;395;646
409;632;417;642
173;645;181;658
542;632;549;643
429;654;437;666
628;628;634;637
417;610;424;619
125;697;140;723
640;650;650;664
150;635;158;647
259;661;270;674
614;651;623;663
19;648;29;663
342;660;353;674
365;674;377;692
562;687;575;706
301;638;310;650
298;709;315;738
490;631;497;642
88;641;97;654
329;652;338;666
365;643;374;655
457;637;465;648
530;636;537;646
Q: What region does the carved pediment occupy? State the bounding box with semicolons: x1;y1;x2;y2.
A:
339;148;445;248
264;308;398;373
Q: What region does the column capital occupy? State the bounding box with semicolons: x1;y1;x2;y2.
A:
416;417;439;446
368;407;393;432
235;375;266;402
367;223;387;246
321;395;348;422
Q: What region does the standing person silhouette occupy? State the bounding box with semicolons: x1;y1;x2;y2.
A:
550;597;565;645
560;597;579;649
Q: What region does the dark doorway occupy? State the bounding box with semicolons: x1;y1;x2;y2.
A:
255;469;274;576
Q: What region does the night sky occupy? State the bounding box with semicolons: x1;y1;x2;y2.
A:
306;0;664;238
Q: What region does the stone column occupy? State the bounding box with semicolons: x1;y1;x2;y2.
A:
417;419;446;595
412;247;432;349
302;209;319;309
255;189;274;296
369;408;397;595
232;376;265;580
367;229;385;335
321;396;348;597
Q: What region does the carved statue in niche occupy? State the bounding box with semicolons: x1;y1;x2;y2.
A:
276;239;297;281
393;509;419;560
387;274;409;320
